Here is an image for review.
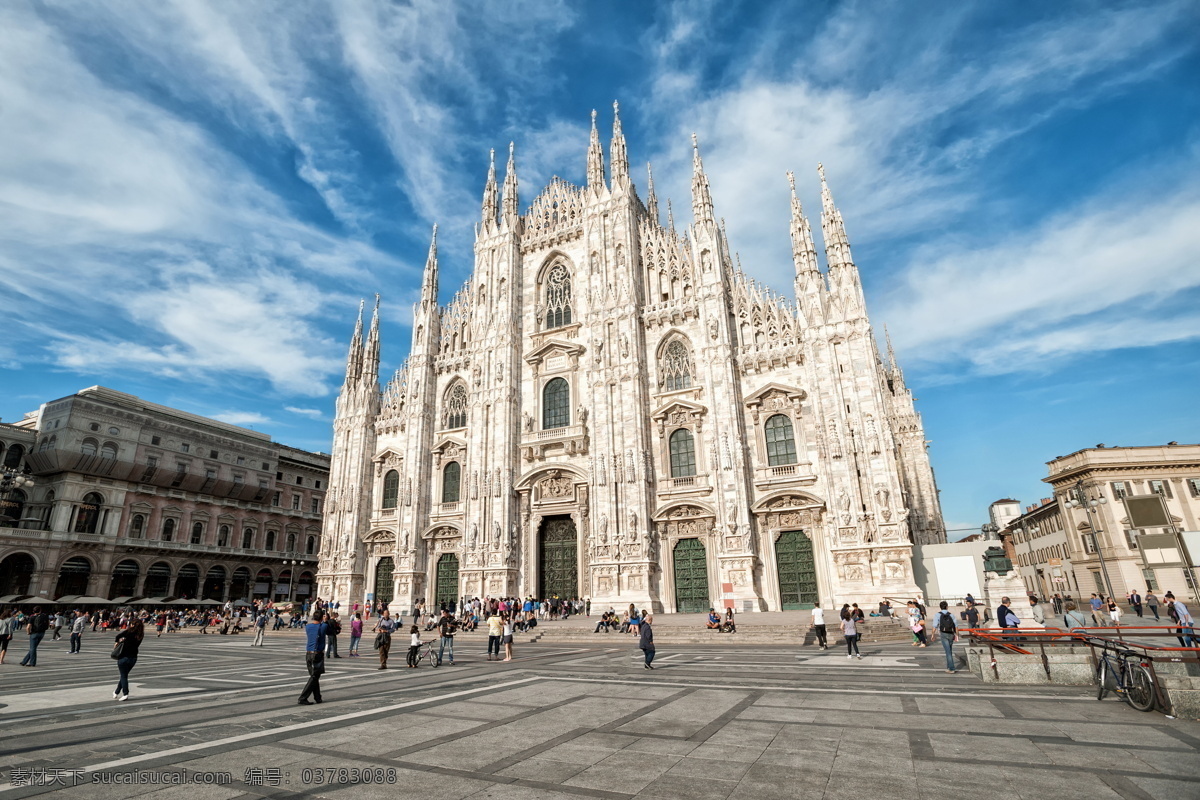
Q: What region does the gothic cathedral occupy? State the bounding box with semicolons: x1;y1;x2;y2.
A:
319;105;945;613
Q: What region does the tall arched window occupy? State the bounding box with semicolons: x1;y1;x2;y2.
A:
100;442;118;459
162;518;176;542
443;383;468;429
442;461;461;503
129;514;145;538
765;414;798;466
4;443;25;466
218;524;230;547
382;470;399;509
265;530;276;551
81;438;99;456
306;536;317;555
36;437;54;454
542;378;570;429
669;429;697;478
286;533;297;552
661;339;694;391
544;264;573;329
74;491;103;533
190;521;204;544
242;528;255;549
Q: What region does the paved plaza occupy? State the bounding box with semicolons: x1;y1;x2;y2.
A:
1;625;1198;800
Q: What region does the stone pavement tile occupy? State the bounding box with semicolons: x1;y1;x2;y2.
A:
753;748;835;774
572;731;638;750
726;763;825;800
738;705;818;724
631;737;701;756
848;695;905;713
1032;742;1157;771
914;697;1006;717
928;732;1043;763
768;724;843;749
1012;771;1122;800
494;755;590;784
615;689;751;738
137;785;244;800
174;743;309;774
666;756;752;782
590;683;682;701
315;766;491;800
1128;776;1200;800
563;751;680;794
535;743;621;766
704;719;783;747
328;713;484;755
1053;722;1183;747
423;701;523;721
1121;747;1200;779
686;743;766;763
830;754;912;776
459;785;590;800
822;773;919;800
482;682;592;707
639;773;739;800
33;780;173;800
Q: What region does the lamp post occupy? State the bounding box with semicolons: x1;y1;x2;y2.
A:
1064;478;1115;601
283;558;307;604
0;467;35;528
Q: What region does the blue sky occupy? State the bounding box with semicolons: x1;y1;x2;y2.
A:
2;1;1198;539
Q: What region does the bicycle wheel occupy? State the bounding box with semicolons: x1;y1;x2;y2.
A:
428;648;439;667
1095;657;1109;701
1123;663;1156;712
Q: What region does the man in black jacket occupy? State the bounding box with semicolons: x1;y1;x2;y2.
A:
996;597;1020;632
639;613;655;670
19;606;50;667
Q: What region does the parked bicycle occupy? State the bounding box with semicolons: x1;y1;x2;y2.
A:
1092;640;1155;711
419;640;440;668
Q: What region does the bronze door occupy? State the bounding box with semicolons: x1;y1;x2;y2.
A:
775;530;818;609
435;554;459;608
374;556;395;604
673;538;709;613
538;516;578;599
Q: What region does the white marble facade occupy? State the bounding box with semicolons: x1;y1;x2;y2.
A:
318;106;945;613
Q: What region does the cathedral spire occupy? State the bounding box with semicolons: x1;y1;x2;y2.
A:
645;162;659;224
502;142;519;226
690;133;715;226
609;101;629;188
481;148;498;225
343;299;365;385
586;110;605;190
788;170;821;282
818;163;865;318
420;224;439;309
666;198;676;232
363;293;381;385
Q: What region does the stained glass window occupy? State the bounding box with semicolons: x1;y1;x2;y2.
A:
442;461;461;503
544;264;573;329
669;429;697;477
765;414;798;466
543;378;570;429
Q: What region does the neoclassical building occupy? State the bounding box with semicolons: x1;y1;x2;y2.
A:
319;107;945;613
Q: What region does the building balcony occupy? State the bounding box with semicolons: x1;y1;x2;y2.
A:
657;473;712;498
521;424;589;461
753;462;817;490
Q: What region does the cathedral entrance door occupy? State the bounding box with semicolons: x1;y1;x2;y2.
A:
374;557;394;605
673;538;709;613
775;530;818;609
435;554;459;609
538;516;577;599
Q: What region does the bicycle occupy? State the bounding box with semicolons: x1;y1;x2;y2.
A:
1094;644;1155;711
419;641;440;668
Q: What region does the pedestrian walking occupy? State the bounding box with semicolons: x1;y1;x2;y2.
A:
1107;597;1121;627
997;597;1020;632
840;609;862;659
1167;596;1199;647
1146;591;1160;621
1088;593;1104;626
639;613;655;669
963;601;980;629
0;610;16;664
51;612;65;641
933;601;959;673
502;613;515;662
348;613;363;657
1129;590;1144;618
252;610;268;646
437;610;456;665
1029;596;1045;626
18;606;50;667
809;606;828;650
69;610;86;654
112;619;144;701
373;610;396;669
325;612;342;658
1063;601;1088;630
298;610;328;705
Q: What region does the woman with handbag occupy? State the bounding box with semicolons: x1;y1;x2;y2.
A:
373;609;396;670
112;619;144;701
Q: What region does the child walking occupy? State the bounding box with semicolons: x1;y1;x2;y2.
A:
406;625;422;668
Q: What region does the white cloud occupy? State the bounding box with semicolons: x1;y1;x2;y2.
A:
285;406;327;420
212;411;273;426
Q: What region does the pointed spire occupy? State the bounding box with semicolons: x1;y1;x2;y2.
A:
502;142;519;224
344;299;365;383
481;148;498;225
363;293;381;383
819;162;853;271
666;198;676;232
788;170;820;277
885;325;897;367
586;110;605;190
420;224;439;309
645;162;659;223
690;133;715;226
609;101;629;187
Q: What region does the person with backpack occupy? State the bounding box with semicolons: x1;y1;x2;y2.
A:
325;612;342;658
933;601;959;673
19;606;50;667
252;610;269;646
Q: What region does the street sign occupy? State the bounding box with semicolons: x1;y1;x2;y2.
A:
1124;494;1171;528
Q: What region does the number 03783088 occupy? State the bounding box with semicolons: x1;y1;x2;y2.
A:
300;768;399;785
